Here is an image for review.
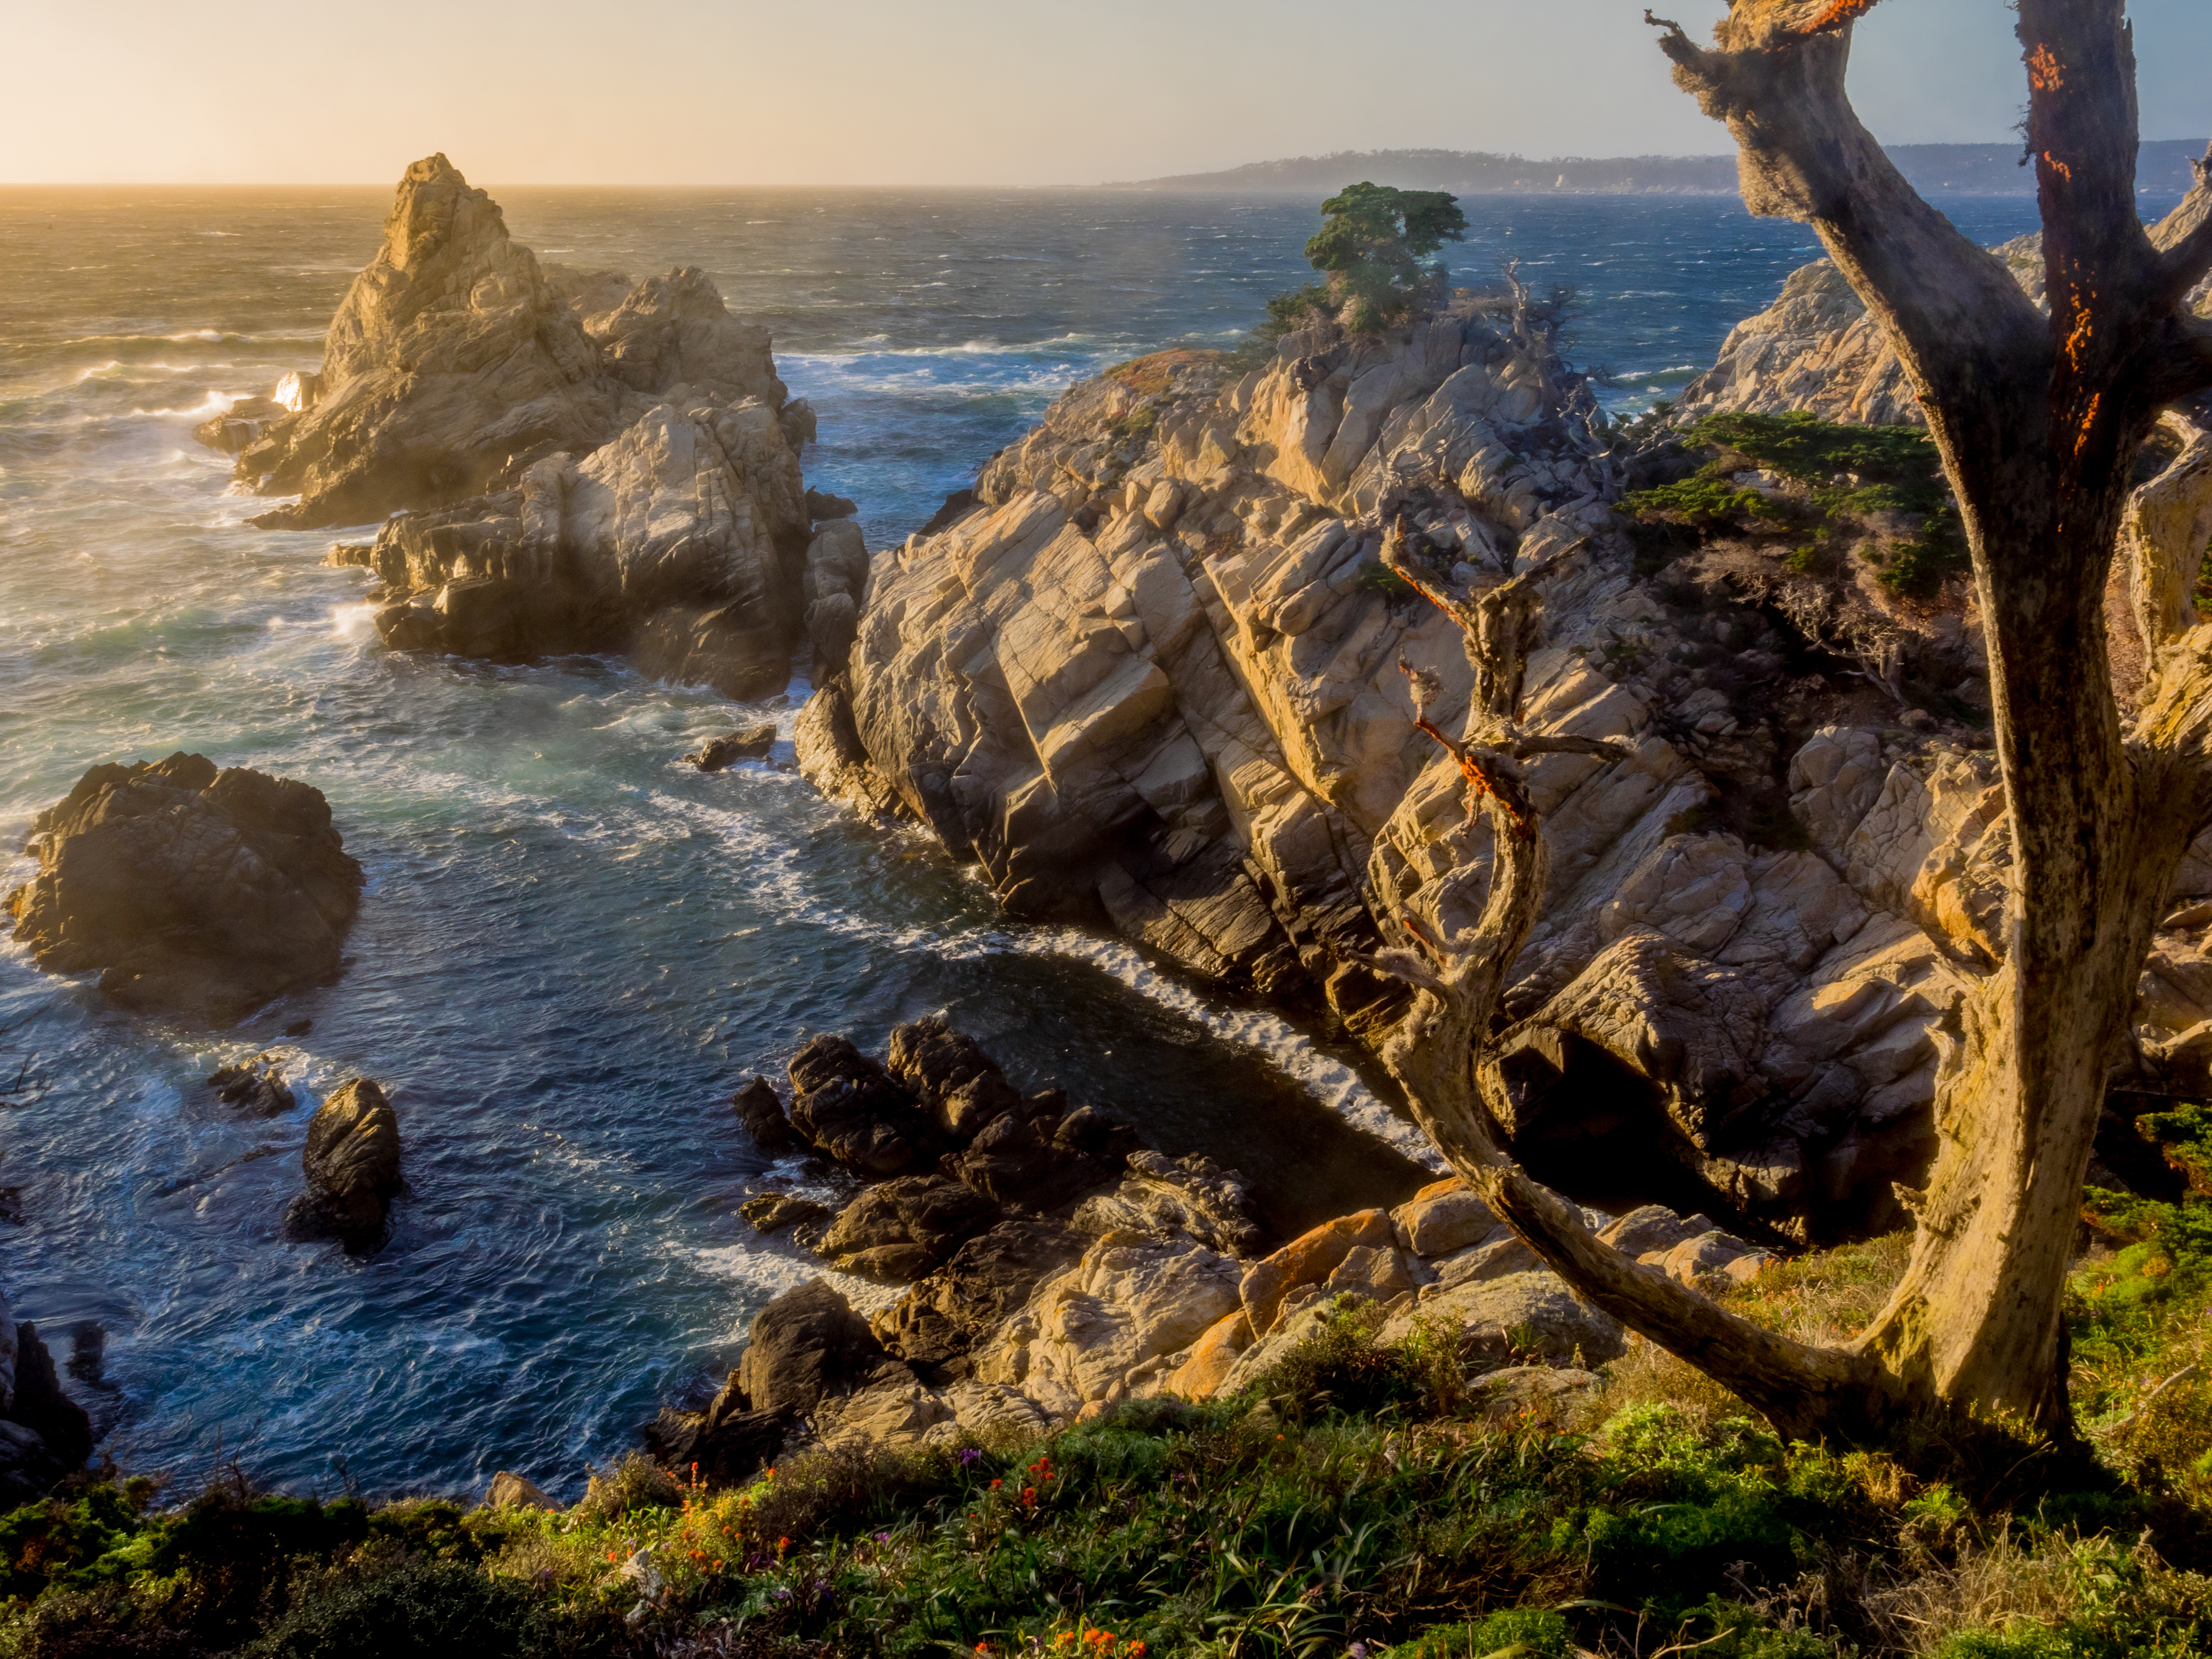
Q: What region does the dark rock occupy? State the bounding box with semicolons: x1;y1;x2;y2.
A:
786;1035;938;1175
648;1393;792;1489
1051;1104;1140;1159
817;1173;998;1282
65;1324;105;1387
207;1053;296;1116
741;1192;831;1237
735;1280;884;1413
5;753;363;1025
280;1078;401;1249
9;1321;91;1474
806;488;859;522
949;1111;1110;1210
884;1016;1024;1140
873;1216;1083;1378
732;1076;796;1151
685;722;778;771
283;1018;314;1037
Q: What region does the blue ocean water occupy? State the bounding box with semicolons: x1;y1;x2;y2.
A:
0;186;2086;1498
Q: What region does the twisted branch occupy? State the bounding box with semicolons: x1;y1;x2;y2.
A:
1360;510;1889;1440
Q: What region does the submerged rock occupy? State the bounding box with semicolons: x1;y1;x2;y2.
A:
281;1078;402;1249
6;752;363;1025
206;1053;295;1116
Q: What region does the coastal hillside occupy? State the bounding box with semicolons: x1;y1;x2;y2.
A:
1110;140;2212;198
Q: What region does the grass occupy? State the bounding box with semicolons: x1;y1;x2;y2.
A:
4;1222;2212;1657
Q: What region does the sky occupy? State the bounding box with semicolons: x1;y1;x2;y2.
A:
5;0;2208;188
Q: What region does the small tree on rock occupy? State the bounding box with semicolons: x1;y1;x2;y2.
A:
1290;182;1468;335
1361;0;2212;1448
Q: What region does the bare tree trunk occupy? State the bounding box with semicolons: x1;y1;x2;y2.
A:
1351;1;2212;1447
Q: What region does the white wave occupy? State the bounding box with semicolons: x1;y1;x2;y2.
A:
690;1245;904;1320
633;783;1437;1167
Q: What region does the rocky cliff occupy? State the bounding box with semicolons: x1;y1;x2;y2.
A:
1673;232;2212;427
797;287;2212;1243
209;156;849;699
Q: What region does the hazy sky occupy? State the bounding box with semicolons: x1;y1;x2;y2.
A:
7;1;2208;187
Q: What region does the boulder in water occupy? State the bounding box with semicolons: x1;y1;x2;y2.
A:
731;1076;796;1151
685;722;778;770
6;752;363;1026
282;1078;402;1250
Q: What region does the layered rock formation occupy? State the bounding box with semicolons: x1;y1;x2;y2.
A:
210;155;834;699
1674;233;2211;428
6;753;363;1025
795;293;2008;1237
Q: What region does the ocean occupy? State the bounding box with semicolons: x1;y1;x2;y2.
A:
0;185;2077;1497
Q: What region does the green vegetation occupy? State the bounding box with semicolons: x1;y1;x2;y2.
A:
7;1230;2212;1655
1623;411;1970;598
1249;182;1469;346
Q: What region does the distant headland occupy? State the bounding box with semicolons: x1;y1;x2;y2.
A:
1105;140;2211;197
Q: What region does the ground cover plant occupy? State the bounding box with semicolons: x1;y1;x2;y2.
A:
1618;411;1968;598
6;1212;2212;1658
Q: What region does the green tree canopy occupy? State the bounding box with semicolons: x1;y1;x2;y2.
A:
1301;181;1468;334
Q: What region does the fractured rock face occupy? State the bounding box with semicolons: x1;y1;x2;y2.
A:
236;155;627;530
786;1035;939;1176
220;155;818;698
0;1303;92;1508
7;752;363;1026
971;1232;1244;1418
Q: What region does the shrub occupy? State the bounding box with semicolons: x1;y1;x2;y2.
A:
575;1451;679;1521
1248;1301;1471;1422
243;1558;604;1658
1618;477;1782;528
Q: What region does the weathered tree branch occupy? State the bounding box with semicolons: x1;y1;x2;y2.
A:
1360;507;1889;1441
1648;4;2045;413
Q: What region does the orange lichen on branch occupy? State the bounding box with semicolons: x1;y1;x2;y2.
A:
1408;707;1538;842
1802;0;1876;31
2075;392;2104;459
2028;43;2066;93
2062;289;2096;371
2043;151;2074;184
